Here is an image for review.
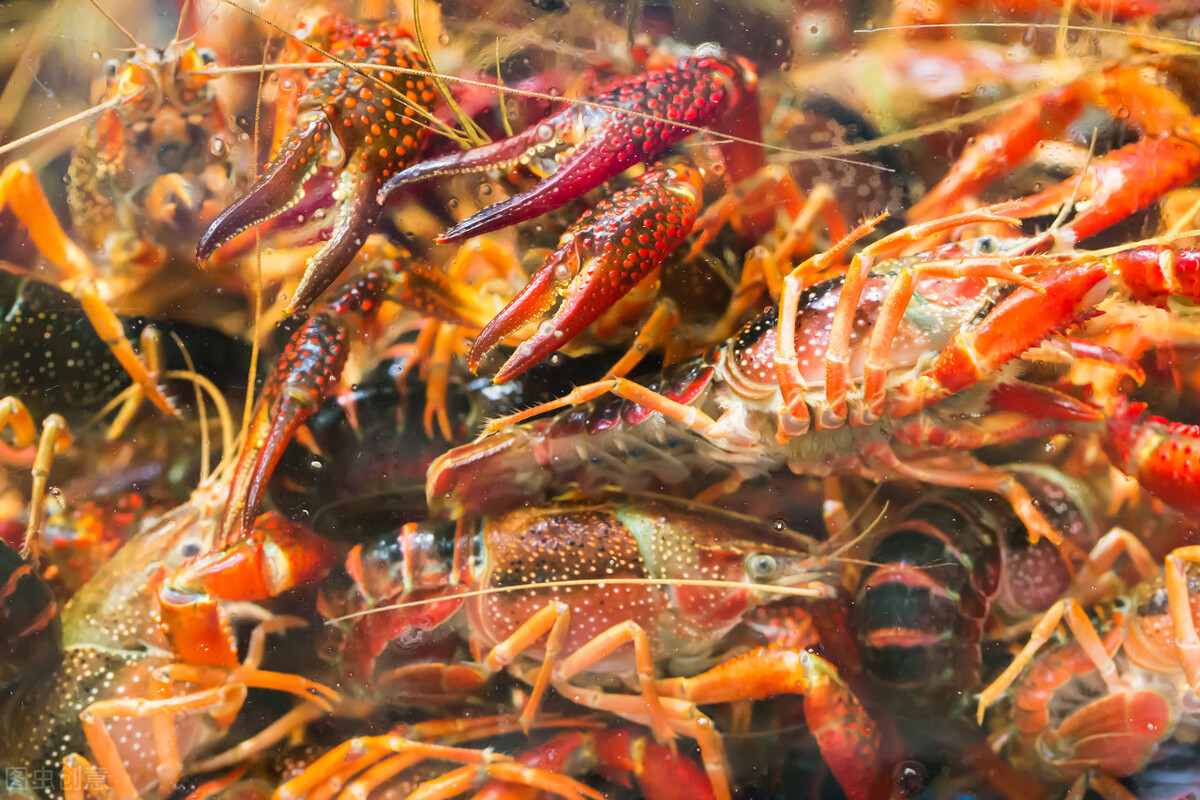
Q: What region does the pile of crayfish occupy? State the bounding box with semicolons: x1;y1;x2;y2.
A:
4;0;1200;797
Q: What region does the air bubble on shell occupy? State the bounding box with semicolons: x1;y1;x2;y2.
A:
325;139;347;168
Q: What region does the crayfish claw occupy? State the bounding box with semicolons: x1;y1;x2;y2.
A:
384;54;751;242
376;119;552;204
467;259;559;375
196;114;331;267
437;129;626;244
471;163;704;382
229;316;349;536
288;175;385;314
201;15;439;309
1105;396;1200;518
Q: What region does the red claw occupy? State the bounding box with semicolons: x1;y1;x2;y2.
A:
196;16;439;313
469;163;704;381
378;52;753;241
160;512;336;668
229;315;348;538
1007;135;1200;250
1105;396;1200;518
661;646;888;800
227;272;399;537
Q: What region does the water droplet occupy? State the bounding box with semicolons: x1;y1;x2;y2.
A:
325;139;347;167
892;762;927;798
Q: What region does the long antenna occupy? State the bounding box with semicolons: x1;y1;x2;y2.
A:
175;0;194;44
87;0;139;48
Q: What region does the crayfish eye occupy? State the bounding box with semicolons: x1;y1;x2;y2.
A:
973;235;999;255
747;553;779;580
103;59;120;82
178;540;202;559
197;48;217;66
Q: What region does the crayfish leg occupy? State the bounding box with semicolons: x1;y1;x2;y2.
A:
658;646;886;800
976;599;1121;724
0;162;178;418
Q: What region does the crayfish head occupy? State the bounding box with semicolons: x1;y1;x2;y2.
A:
744;547;837;600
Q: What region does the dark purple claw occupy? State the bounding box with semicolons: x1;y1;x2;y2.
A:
197;16;440;311
196;114;330;266
288;172;384;313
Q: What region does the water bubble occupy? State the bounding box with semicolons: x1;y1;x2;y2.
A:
479;183;493;197
892;762;927;799
209;136;228;157
438;32;451;46
772;518;786;532
325;139;347;167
